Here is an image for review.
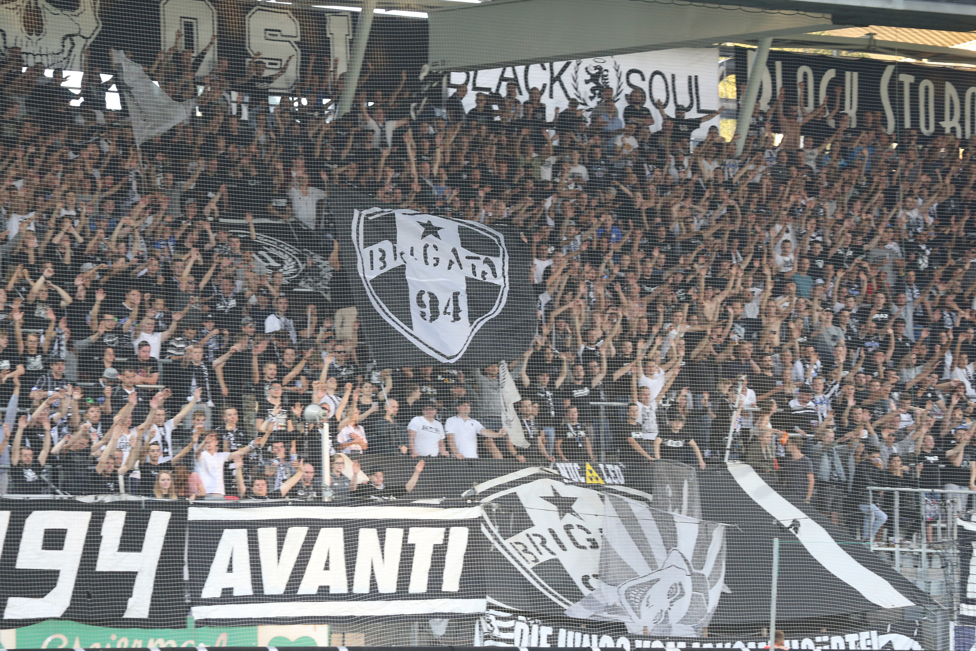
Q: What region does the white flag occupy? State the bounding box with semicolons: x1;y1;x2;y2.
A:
111;50;195;145
498;360;527;448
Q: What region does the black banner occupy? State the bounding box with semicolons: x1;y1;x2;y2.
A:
958;519;976;623
187;503;487;623
333;189;537;367
0;462;933;632
734;47;976;140
219;217;334;304
479;601;926;649
0;499;187;628
4;0;426;95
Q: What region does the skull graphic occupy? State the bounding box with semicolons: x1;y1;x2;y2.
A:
0;0;101;69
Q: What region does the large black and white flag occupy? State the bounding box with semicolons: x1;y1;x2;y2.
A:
334;189;536;367
476;468;727;637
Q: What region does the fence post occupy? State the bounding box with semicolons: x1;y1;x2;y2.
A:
769;537;780;651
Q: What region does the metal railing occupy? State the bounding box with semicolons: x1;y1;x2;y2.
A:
868;485;972;614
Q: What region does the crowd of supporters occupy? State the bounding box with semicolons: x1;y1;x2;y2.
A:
0;40;974;542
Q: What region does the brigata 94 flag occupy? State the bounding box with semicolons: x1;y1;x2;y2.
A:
333;189;537;367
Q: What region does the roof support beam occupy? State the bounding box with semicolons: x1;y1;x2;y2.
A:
735;37;771;156
337;0;377;117
428;0;834;71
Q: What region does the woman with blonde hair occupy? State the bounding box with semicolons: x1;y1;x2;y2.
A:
153;471;179;499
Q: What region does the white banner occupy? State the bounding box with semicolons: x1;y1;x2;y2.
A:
112;49;195;145
449;48;720;139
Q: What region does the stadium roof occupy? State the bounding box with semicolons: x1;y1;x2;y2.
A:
735;30;976;67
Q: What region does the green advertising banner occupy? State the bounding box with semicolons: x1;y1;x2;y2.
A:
0;621;332;649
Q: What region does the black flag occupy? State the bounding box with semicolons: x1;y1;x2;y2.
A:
333;189;536;367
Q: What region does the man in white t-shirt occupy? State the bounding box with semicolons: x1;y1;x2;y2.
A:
288;174;328;230
444;400;506;460
637;361;666;402
407;402;448;458
265;296;297;343
133;315;181;360
195;431;252;499
336;407;368;454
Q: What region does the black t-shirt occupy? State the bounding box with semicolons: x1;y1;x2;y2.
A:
9;461;48;494
257;398;288;435
783;455;814;497
87;469;121;495
357;483;409;501
0;346;21;405
138;460;173;496
559;381;593;422
289;480;320;501
21;349;45;393
944;444;973;486
61;449;94;495
671;117;702;141
0;345;22;382
750;372;778;399
559;422;589;459
623;105;653;125
917;450;944;490
221;351;252;394
129;357;159;385
246;488;285;500
657;426;691;461
830;244;863;270
619;420;651;453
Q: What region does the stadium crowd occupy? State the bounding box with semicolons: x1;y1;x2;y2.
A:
0;41;975;543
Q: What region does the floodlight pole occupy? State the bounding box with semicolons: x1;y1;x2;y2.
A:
337;0;377;118
734;37;772;157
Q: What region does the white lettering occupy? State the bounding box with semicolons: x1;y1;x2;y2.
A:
324;13;351;80
441;526;469;592
159;0;218;77
298;528;347;594
965;87;976;139
899;74;916;129
881;65;896;134
353;528;403;594
943;82;961;138
844;71;859;128
96;511;171;618
201;529;252;598
919;79;935;136
0;510;9;563
5;511;91;618
819;68;837;127
407;527;445;593
258;526;308;595
246;6;301;93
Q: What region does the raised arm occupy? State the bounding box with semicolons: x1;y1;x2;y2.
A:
276;458;305;497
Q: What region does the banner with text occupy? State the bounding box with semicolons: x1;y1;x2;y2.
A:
449;48;720;138
477;601;925;650
0;500;187;629
187;504;487;624
734;46;976;140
